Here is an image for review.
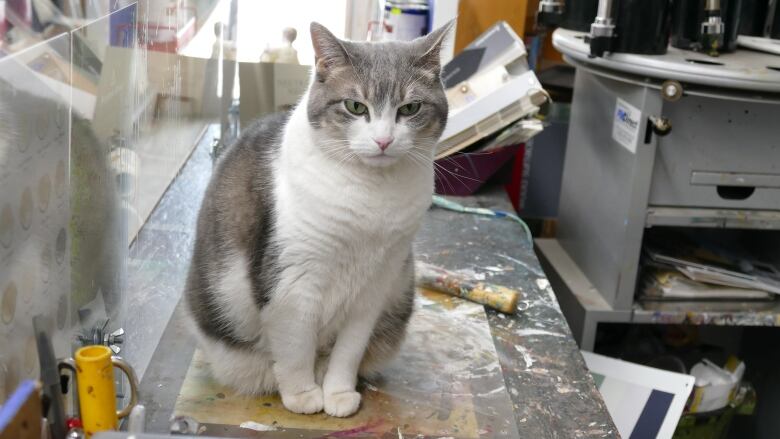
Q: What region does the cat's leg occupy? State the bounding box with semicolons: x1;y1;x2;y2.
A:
359;276;415;378
322;255;414;417
265;274;325;414
321;302;385;417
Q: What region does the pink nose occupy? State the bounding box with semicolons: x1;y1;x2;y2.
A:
374;137;394;151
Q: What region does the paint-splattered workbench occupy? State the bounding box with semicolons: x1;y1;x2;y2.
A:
413;189;617;438
135;132;617;438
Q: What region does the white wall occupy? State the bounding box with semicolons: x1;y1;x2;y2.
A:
235;0;348;64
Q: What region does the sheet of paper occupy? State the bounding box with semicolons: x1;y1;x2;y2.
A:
583;351;694;439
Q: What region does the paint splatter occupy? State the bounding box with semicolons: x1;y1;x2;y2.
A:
240;421;278;431
496;253;543;276
514;345;534;369
515;329;565;338
556;385;575;394
326;420;385;437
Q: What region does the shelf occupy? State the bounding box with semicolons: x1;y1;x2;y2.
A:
646;207;780;230
633;300;780;326
536;238;780;350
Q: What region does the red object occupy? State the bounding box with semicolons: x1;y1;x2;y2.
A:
434;144;522;196
139;19;197;53
66;417;83;430
116;15;197;54
504;144;527;213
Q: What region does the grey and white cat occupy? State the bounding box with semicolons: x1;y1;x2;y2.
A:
185;21;451;417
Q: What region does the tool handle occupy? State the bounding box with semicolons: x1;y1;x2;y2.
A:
415;262;520;314
457;283;519;314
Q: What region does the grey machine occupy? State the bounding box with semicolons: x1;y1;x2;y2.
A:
536;26;780;350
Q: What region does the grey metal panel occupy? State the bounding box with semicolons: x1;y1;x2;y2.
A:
691;171;780;188
649;95;780;209
536;239;594;345
552;28;780;93
556;70;660;310
646;207;780;230
535;239;633;350
564;55;780;105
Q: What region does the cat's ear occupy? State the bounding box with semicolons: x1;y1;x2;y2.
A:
414;19;456;74
310;22;349;80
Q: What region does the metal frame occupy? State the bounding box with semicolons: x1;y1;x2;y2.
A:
541;31;780;349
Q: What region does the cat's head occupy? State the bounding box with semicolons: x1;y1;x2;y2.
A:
306;21;452;168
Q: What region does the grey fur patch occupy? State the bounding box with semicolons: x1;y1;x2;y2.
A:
185;113;287;348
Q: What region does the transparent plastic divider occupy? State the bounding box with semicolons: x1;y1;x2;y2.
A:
71;0;221;382
0;0;226;401
0;33;72;400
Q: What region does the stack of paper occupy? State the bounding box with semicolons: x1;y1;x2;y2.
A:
642;271;772;300
641;243;780;301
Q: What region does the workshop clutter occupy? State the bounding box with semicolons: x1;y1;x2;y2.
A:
1;317;141;439
688;357;746;414
433;21;547;196
673;357;756;439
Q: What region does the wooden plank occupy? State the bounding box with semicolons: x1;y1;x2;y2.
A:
0;380;42;439
454;0;528;54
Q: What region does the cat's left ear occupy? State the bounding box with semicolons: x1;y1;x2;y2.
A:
414;19;456;74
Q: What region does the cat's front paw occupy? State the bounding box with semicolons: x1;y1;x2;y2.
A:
324;390;361;417
281;386;323;414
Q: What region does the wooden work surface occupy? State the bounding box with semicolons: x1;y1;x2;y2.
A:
135;136;617;438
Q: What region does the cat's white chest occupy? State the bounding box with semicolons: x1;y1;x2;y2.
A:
273;153;431;335
269;106;435;342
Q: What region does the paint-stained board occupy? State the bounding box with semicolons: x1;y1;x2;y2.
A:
174;290;518;437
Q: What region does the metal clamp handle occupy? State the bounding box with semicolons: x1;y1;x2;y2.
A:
111;356;139;419
58;357;76;374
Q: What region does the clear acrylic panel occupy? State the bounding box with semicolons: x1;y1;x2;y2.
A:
1;0;228;403
0;33;72;400
70;0;222;381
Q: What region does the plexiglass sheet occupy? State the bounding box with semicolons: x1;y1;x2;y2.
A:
1;0;226;396
0;33;72;400
71;0;221;380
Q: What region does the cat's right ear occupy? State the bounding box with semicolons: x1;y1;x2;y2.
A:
310;22;349;81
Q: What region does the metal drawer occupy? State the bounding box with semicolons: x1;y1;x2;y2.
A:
648;94;780;210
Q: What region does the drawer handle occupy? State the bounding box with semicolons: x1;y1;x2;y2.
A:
716;185;755;200
691;171;780;188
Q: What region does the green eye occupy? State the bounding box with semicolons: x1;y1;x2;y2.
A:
344;100;368;115
398;102;421;116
